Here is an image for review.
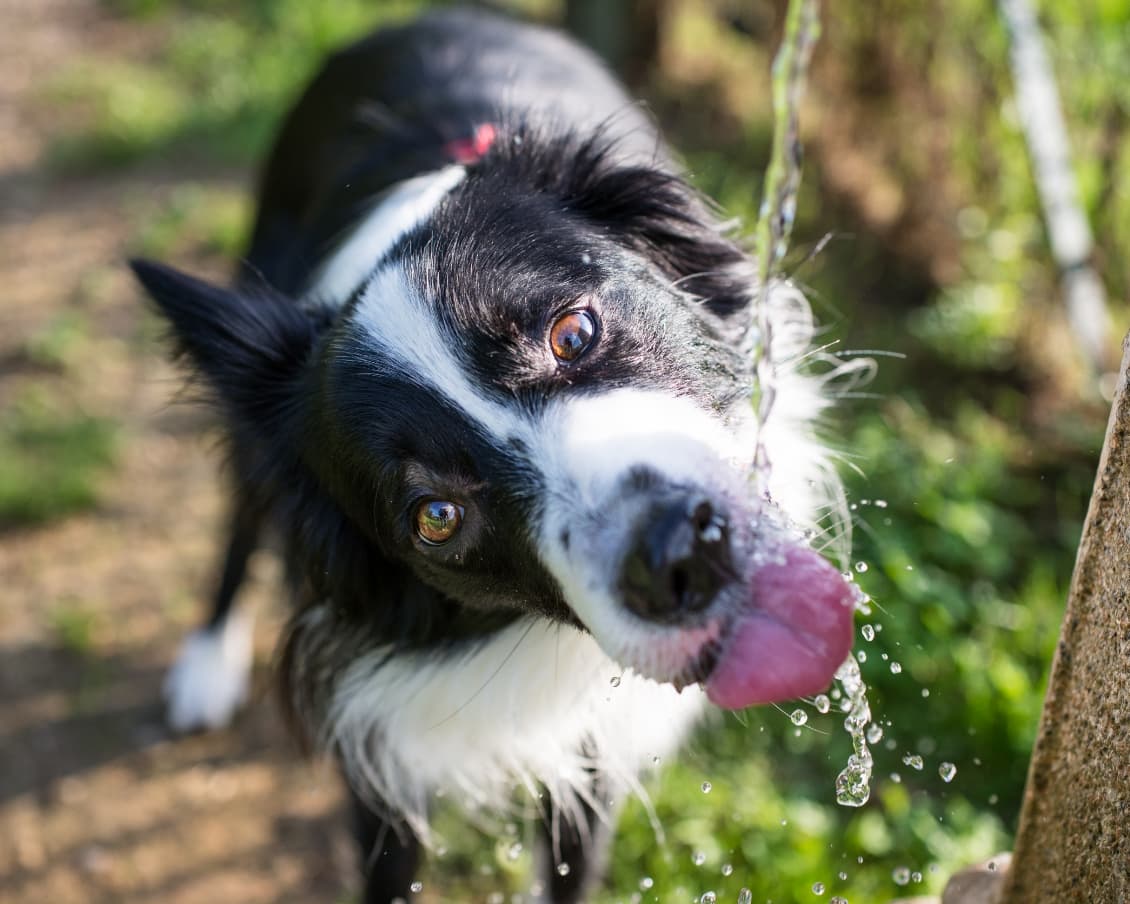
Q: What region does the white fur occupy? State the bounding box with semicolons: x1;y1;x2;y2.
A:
327;614;705;842
164;611;254;732
352;265;531;446
304;165;466;307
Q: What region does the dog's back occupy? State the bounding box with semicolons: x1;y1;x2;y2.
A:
245;9;660;297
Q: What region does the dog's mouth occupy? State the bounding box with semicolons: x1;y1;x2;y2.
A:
661;544;858;708
706;545;857;708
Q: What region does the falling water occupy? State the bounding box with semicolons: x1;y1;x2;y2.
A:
751;0;820;478
833;655;873;807
749;0;877;810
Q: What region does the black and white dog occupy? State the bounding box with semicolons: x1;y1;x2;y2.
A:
132;8;860;902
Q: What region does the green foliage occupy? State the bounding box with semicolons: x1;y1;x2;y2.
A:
0;393;118;527
49;602;100;656
49;0;426;170
130;183;250;258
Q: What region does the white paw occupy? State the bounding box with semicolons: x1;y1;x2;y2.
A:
164;611;254;732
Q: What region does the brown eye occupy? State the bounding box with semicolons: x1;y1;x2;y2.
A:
414;499;464;545
549;310;596;362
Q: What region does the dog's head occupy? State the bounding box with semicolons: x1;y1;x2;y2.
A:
134;131;855;711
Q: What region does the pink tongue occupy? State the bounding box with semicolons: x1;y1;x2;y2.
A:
705;546;856;710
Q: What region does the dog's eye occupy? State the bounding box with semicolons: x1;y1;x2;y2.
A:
549;310;596;362
414;499;464;545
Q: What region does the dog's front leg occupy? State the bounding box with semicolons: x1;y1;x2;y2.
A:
348;785;422;904
537;777;614;904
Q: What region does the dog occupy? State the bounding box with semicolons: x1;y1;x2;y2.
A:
132;8;861;902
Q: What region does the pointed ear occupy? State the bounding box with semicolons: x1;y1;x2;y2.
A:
562;141;754;318
130;259;323;424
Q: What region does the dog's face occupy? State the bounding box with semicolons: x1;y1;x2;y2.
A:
135;134;854;711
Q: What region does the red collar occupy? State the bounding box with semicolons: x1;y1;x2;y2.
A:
443;123;497;164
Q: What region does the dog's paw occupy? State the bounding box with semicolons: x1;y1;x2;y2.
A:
163;611;254;733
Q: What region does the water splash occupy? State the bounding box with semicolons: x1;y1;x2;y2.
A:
833;656;874;807
750;0;821;478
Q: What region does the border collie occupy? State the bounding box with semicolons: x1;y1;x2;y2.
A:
132;8;862;902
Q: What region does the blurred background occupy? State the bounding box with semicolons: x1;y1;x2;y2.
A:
1;0;1125;901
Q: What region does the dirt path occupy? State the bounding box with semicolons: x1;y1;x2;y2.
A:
0;2;354;901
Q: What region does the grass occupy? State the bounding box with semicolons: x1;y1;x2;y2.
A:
46;0;426;171
0;394;118;528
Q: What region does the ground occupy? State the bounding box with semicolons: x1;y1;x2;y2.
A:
0;2;356;901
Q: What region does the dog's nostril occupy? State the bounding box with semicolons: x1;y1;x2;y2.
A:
620;495;734;622
691;499;726;544
669;565;690;603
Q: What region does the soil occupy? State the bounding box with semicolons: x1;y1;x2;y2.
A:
0;2;356;901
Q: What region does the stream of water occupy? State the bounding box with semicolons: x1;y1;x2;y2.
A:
750;0;876;810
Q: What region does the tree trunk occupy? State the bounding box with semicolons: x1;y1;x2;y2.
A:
1000;332;1130;901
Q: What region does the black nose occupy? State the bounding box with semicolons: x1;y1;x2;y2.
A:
619;496;734;622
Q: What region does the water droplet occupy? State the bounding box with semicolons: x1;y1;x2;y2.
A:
692;850;706;866
902;754;924;770
812;881;825;895
506;841;523;861
830;898;849;904
701;893;717;904
701;781;713;794
854;561;869;573
892;866;911;886
939;762;957;782
834;656;874;807
410;880;423;893
890;772;902;783
875;499;888;508
814;694;831;713
856;651;867;663
610;675;621;687
557;862;571;877
861;624;875;642
889;662;902;674
866;723;883;744
790;709;808;726
911;871;923;883
639;876;654;891
837;871;848;881
721;863;733;877
738;890;753;904
921;688;930;697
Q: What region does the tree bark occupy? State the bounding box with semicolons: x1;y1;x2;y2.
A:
1000;332;1130;901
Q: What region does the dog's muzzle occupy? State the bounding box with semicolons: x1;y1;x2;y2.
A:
619;492;735;622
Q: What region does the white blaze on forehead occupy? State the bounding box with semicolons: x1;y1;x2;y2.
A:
544;388;751;507
304;165;467;307
351;265;529;447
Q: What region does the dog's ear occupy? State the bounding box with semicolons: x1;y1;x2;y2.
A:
564;151;754;318
130;259;324;427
